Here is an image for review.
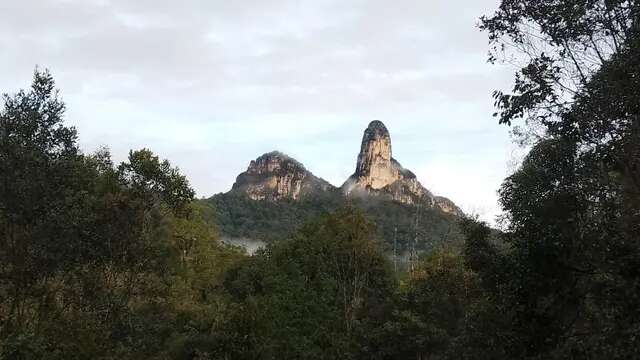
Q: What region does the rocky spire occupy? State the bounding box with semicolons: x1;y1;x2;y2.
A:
343;120;422;196
342;120;463;215
231;151;334;201
354;120;395;189
227;122;463;216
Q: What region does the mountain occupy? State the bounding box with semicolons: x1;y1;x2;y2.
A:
204;120;465;258
229;121;462;215
342;120;462;215
230;151;335;201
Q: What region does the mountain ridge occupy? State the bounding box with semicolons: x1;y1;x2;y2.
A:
230;150;335;201
227;121;462;216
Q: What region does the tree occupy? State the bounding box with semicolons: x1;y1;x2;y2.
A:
481;0;639;128
0;70;222;359
380;246;510;360
0;69;86;343
480;2;640;357
220;207;394;360
119;148;194;214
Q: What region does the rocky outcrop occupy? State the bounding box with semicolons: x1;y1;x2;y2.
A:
434;196;463;216
231;151;333;200
342;120;463;216
227;122;463;217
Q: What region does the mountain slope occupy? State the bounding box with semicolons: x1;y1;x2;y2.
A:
342;120;462;215
203;192;463;254
230;151;335;201
205;120;465;254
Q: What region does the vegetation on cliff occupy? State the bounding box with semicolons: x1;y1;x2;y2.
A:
205;188;463;256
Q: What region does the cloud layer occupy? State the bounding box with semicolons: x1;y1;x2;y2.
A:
0;0;516;223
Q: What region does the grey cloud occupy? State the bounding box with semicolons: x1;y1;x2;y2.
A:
0;0;512;223
2;0;505;116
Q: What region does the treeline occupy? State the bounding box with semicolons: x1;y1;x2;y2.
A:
2;1;640;359
0;70;243;358
207;191;463;254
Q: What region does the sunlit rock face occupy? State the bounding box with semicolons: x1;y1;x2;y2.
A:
228;122;463;216
354;120;395;189
231;151;333;200
435;196;461;216
342;120;463;216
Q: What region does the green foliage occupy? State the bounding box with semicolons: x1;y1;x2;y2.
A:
0;70;242;359
119;148;195;214
378;246;510;360
207;191;343;243
481;0;638;128
471;3;640;358
206;191;463;256
219;207;395;360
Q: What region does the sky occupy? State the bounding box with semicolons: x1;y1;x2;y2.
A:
0;0;520;223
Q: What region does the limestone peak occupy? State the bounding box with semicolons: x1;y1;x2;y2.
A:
354;120;395;189
342;121;463;215
245;151;304;175
226;122;463;216
232;151;333;201
363;120;390;141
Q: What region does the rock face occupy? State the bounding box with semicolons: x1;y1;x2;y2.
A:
227;121;463;216
231;151;333;200
342;121;462;215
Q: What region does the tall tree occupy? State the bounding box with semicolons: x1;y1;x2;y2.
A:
478;1;640;357
221;207;394;360
481;0;639;128
0;70;210;359
0;69;85;340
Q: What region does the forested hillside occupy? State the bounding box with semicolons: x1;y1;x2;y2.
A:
205;190;464;254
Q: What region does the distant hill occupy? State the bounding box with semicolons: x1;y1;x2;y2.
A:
342;120;462;215
202;191;463;255
201;121;465;258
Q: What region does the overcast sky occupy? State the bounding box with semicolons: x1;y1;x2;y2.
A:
0;0;519;223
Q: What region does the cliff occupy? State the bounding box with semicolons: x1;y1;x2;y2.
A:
342;121;463;215
231;151;334;200
227;121;463;216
